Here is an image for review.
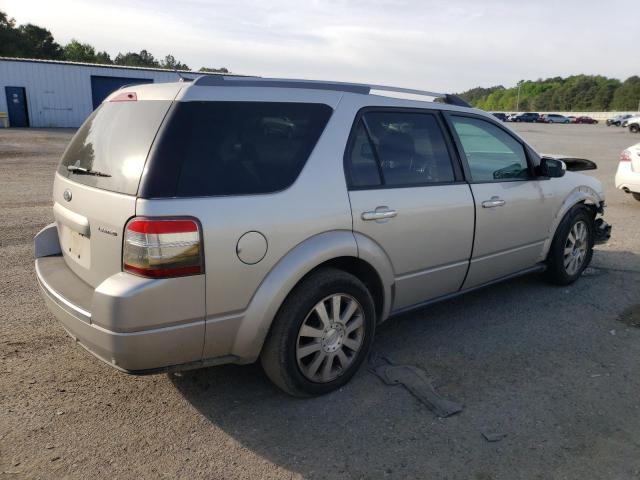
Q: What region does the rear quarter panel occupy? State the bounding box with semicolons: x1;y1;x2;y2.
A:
135;92;358;359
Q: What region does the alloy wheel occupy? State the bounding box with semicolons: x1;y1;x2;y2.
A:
296;294;365;383
564;220;588;275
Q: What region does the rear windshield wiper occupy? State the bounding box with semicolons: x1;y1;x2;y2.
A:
67;165;111;177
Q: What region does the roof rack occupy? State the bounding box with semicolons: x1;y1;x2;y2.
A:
192;75;471;107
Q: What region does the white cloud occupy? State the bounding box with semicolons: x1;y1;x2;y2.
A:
4;0;638;91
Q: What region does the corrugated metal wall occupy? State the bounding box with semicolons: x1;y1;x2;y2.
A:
0;59;198;127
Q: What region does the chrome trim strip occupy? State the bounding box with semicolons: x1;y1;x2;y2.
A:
35;260;92;319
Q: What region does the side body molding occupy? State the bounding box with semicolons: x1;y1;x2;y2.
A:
540;185;603;261
35;223;62;258
229;231;363;363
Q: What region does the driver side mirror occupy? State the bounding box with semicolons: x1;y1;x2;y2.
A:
539;157;566;178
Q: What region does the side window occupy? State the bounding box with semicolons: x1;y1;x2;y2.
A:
450;116;530;182
346;122;382;188
345;111;455;188
155;102;333;197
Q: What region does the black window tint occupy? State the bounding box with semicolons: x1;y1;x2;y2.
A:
450;116;530;181
346;121;382;188
363;112;455;187
154;102;332;197
58;101;172;195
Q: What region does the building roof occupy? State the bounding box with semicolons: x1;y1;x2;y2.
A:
0;56;230;76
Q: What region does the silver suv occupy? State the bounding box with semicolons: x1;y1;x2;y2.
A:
35;76;611;396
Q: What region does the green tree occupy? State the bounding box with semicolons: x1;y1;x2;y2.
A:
199;66;229;73
16;23;62;58
0;11;23;57
63;39;112;64
161;54;189;71
611;76;640;110
459;75;634;112
114;49;159;67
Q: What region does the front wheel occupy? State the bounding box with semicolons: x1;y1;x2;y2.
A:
632;192;640;202
544;205;594;285
261;268;376;397
630;124;640;134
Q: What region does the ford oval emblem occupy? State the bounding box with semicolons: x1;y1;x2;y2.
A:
63;189;72;202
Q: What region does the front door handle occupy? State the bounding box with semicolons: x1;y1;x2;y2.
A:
362;208;397;221
481;197;506;208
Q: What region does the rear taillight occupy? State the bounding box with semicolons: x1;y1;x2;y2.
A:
123;218;203;278
620;150;631;162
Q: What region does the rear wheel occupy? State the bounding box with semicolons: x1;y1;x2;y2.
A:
545;205;594;285
261;268;376;396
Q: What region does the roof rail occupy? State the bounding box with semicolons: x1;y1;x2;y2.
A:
192;75;471;107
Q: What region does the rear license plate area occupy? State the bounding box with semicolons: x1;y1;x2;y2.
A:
59;224;91;269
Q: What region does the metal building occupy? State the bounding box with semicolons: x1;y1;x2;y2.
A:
0;57;216;128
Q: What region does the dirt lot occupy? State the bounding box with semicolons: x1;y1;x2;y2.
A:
1;124;639;480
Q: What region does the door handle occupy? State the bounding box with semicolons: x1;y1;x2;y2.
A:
481;197;506;208
361;208;397;221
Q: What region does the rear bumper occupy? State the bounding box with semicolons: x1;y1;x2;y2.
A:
35;257;209;372
34;223;214;373
615;163;640;194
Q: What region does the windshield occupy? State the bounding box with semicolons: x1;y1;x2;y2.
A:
58;100;172;195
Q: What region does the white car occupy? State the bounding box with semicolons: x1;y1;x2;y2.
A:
615;142;640;201
627;117;640;134
622;115;640;128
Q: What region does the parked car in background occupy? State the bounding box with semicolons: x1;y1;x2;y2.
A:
511;112;540;123
491;112;508;122
628;117;640;134
622;115;640;128
34;76;610;396
615;142;640;202
575;116;598;124
541;114;571;124
606;114;634;126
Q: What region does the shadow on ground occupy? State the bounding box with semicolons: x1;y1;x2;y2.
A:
171;249;640;479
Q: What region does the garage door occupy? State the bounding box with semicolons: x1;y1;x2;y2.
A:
90;76;153;109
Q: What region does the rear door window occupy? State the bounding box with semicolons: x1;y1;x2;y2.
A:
345;111;456;188
58;101;172;195
147;102;333;197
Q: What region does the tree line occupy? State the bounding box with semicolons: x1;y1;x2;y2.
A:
459;75;640;111
0;10;228;73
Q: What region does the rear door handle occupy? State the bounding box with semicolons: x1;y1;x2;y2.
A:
361;208;397;221
481;197;506;208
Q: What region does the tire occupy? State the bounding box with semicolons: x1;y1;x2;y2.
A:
632;192;640;202
544;205;594;285
614;122;621;127
260;268;376;397
630;124;639;134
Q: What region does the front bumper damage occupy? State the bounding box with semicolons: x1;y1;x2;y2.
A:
594;218;612;244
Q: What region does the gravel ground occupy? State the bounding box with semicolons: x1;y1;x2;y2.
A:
1;124;639;480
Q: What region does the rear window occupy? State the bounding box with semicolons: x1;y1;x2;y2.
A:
58;101;172;195
141;101;333;197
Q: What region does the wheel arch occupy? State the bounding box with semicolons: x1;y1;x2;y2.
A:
229;230;393;363
541;186;602;260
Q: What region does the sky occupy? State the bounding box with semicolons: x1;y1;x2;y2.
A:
3;0;639;92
